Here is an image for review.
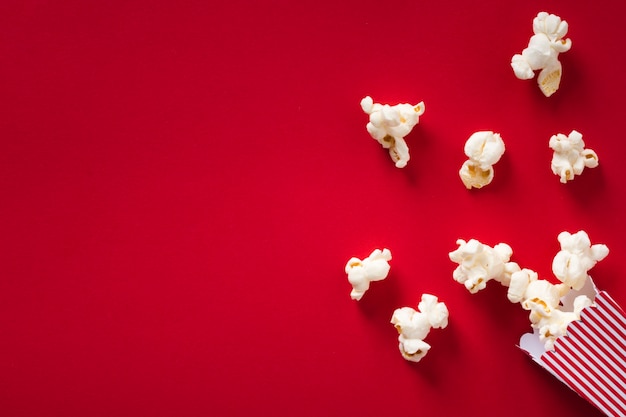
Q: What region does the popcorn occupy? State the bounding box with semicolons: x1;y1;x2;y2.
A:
551;231;609;290
449;238;519;293
345;248;392;300
391;294;449;362
459;131;505;189
514;272;592;351
452;231;609;352
549;130;599;183
511;12;572;97
360;96;425;168
523;283;566;320
534;295;593;351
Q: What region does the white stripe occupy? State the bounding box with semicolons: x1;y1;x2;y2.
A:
572;316;626;366
565;325;626;386
597;294;626;327
542;354;618;417
582;308;626;358
559;337;626;411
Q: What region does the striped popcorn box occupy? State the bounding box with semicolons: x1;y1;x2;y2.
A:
519;278;626;417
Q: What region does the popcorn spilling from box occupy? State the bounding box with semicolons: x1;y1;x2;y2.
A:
360;96;425;168
345;248;392;300
450;231;626;417
391;294;449;362
459;131;505;189
511;12;571;97
549;130;599;183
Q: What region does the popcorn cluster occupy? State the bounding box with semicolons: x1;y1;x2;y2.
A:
549;130;599;183
391;294;449;362
511;12;572;97
449;231;608;351
345;248;392;301
459;131;505;189
360;96;425;168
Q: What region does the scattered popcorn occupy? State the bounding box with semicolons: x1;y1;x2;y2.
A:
345;248;392;301
391;294;449;362
511;12;572;97
451;231;608;351
549;130;599;183
459;131;505;189
360;96;425;168
552;231;609;290
449;238;519;293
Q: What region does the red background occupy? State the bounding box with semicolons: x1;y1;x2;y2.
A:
0;1;624;416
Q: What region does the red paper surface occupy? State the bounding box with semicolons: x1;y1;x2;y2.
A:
1;1;625;416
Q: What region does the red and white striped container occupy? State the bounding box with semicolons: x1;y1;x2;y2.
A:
518;278;626;417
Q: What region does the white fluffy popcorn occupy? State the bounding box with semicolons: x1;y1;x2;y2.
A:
459;131;505;189
508;268;569;317
549;130;599;183
391;294;449;362
552;231;609;290
535;295;593;351
345;248;392;300
360;96;425;168
449;238;519;293
511;12;572;97
452;231;608;351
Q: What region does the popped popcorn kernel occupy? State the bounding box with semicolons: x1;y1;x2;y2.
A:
459;131;505;189
520;279;568;319
549;130;599;183
360;96;425;168
552;231;609;290
391;294;449;362
459;161;493;190
449;239;516;293
511;12;571;97
536;295;593;351
345;248;392;300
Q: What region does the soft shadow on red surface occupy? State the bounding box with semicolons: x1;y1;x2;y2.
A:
1;1;624;416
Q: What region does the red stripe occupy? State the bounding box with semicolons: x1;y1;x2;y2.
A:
584;303;626;349
543;352;620;417
540;294;626;416
567;320;626;379
595;293;626;328
557;328;624;385
556;338;626;412
575;306;626;368
597;292;626;317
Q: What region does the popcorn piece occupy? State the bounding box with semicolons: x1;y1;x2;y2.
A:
391;294;449;362
507;268;539;304
345;248;392;300
520;279;569;320
535;295;593;351
418;294;449;329
549;130;599;183
360;96;425;168
511;12;572;97
449;239;518;293
552;231;609;290
459;131;505;189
